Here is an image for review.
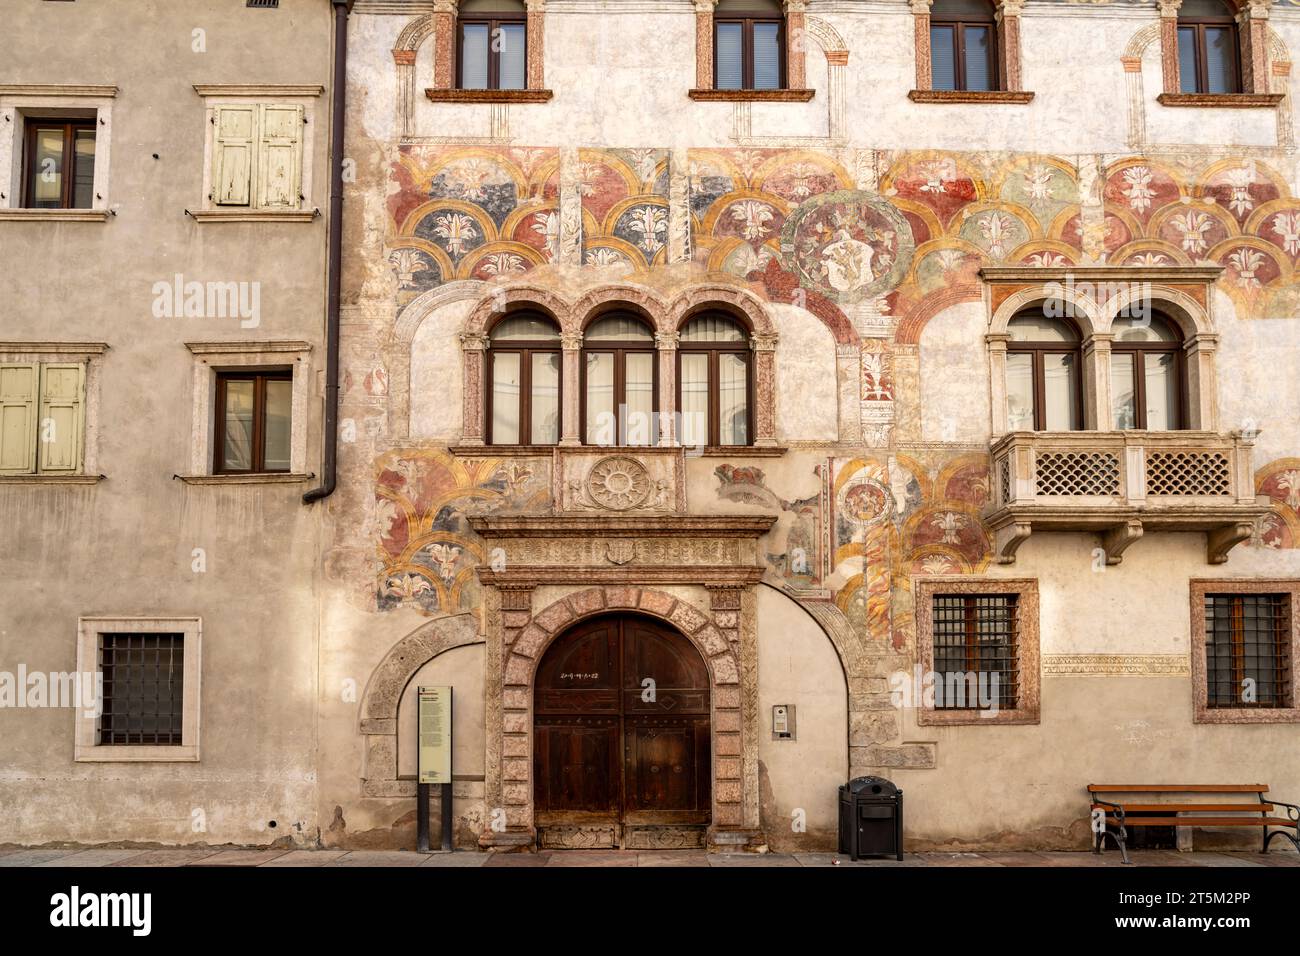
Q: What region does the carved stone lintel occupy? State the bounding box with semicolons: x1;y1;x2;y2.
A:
1101;520;1144;565
498;584;535;612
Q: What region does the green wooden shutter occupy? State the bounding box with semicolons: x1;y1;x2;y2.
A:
256;105;304;209
212;106;257;206
37;363;85;474
0;363;38;475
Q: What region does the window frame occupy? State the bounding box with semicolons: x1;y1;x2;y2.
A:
1110;314;1187;431
915;578;1040;726
930;592;1020;712
676;316;754;449
456;12;529;91
1006;313;1085;432
713;13;787;91
75;616;202;763
213;368;294;475
21;116;96;209
485;315;562;448
580;319;659;448
929;6;1000;93
1177;15;1241;96
1191;580;1300;724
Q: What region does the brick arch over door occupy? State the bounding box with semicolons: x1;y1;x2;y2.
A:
488;586;751;842
358;612;483;798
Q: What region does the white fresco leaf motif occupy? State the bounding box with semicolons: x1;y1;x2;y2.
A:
1228;247;1264;289
531;211;560;261
1171;211;1213;255
389;249;429;288
931;512;964;545
481;252;526;275
1225;166;1257;217
1272;211;1300;256
730;200;776;241
626;206;668;253
1121;166;1157;213
1028;252;1067;268
979;213;1016;259
433;213;478;257
1024;164;1055;203
1277;469;1300;510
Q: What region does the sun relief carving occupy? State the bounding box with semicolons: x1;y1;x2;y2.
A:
586;456;653;511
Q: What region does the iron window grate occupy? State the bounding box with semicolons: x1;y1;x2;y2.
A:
247;0;279;8
98;633;185;745
1205;594;1291;708
932;594;1019;710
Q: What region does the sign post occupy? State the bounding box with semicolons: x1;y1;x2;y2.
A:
416;685;453;852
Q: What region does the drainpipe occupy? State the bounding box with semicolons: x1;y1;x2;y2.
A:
305;0;352;504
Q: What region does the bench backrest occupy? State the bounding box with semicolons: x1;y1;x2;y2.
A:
1087;784;1268;794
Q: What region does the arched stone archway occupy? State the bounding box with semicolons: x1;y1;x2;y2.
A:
358;612;483;798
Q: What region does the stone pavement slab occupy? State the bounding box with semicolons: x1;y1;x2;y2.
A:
543;849;638;867
636;851;710;867
259;850;351;867
188;849;290;866
108;848;226;867
418;851;489;867
0;849;80;867
327;850;426;867
708;853;800;867
36;849;151;867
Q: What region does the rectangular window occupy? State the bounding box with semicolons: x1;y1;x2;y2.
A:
714;18;785;91
211;104;304;209
931;594;1019;711
1205;594;1291;709
916;579;1039;726
930;26;957;91
98;633;185;746
23;118;96;209
458;17;527;90
0;362;85;475
214;370;292;474
680;352;709;447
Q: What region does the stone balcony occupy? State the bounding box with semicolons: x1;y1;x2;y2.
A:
985;431;1270;565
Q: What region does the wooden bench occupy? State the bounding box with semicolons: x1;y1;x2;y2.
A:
1087;784;1299;864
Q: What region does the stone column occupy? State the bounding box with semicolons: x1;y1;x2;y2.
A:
1185;332;1219;431
1082;332;1113;431
752;334;779;447
695;0;718;90
460;331;487;445
525;0;546;91
987;332;1010;437
560;332;582;446
1158;0;1183;95
994;0;1024;91
1237;0;1273;94
432;0;457;91
739;586;761;832
910;0;933;91
783;0;807;90
656;331;679;447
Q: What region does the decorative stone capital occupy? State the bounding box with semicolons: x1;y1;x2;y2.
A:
460;330;489;350
995;0;1025;17
392;49;417;66
654;331;681;350
751;333;779;352
694;0;719;11
1237;0;1272;21
560;332;583;351
524;0;546;11
433;0;458;13
782;0;808;12
909;0;933;11
1156;0;1182;18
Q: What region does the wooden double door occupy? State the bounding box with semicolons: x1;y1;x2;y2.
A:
534;614;711;844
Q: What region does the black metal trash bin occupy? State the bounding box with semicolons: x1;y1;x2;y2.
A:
838;776;903;861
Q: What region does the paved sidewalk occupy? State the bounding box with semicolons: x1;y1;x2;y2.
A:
1;847;1296;867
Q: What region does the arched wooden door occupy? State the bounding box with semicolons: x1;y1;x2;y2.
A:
534;613;711;848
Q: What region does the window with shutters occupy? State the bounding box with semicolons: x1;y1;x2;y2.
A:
210;104;304;210
0;361;86;476
75;616;202;762
1191;581;1300;724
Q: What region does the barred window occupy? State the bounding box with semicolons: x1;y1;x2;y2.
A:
98;633;185;745
932;594;1018;710
1205;594;1291;708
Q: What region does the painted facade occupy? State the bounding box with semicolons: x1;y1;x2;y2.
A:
3;0;1300;853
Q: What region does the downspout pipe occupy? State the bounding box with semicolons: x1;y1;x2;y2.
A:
305;0;352;504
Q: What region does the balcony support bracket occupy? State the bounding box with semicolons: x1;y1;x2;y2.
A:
1101;520;1145;565
994;521;1033;565
1206;521;1258;565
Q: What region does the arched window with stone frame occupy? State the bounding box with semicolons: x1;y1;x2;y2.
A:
582;312;659;447
677;313;753;448
1005;307;1084;433
486;311;562;446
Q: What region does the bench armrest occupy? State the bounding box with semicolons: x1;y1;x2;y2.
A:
1269;799;1300;823
1091;798;1125;823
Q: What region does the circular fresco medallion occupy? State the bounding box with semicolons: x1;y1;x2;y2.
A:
586;455;653;511
837;476;893;530
779;190;915;303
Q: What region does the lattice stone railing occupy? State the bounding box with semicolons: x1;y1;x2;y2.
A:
988;430;1267;566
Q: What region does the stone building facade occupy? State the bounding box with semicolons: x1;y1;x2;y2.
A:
3;0;1300;854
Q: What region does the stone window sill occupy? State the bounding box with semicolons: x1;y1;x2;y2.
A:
175;473;313;485
75;745;200;763
424;89;554;104
1157;93;1285;109
688;89;815;102
909;90;1035;104
0;208;111;222
0;474;103;484
186;208;318;223
917;707;1040;726
1193;707;1300;725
